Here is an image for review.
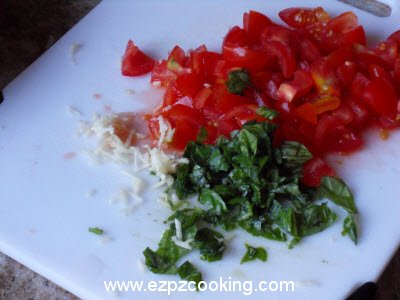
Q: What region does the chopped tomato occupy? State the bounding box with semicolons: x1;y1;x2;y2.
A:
362;78;398;118
302;157;335;187
121;40;155;76
243;10;273;44
151;60;177;87
296;102;317;124
122;8;400;157
373;39;398;67
277;69;314;102
262;40;297;78
279;7;329;29
300;38;322;63
310;60;340;96
337;61;357;87
350;72;370;100
162;104;205;127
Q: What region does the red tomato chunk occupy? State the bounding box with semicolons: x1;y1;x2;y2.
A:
121;8;400;187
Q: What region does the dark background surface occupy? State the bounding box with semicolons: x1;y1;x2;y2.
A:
0;1;399;299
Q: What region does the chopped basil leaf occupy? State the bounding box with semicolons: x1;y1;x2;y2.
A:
88;227;104;235
226;69;251;95
317;176;358;213
144;120;357;278
299;203;337;236
256;106;279;120
199;188;227;215
280;141;313;168
241;244;268;264
192;228;225;262
342;213;358;244
177;261;203;289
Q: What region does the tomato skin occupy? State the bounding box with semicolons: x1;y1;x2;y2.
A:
260;24;300;49
350;72;370;100
213;84;252;112
373;39;398;67
151;60;177;87
168;45;186;65
223;26;248;48
262;40;297;79
300;38;322;63
319;12;365;53
302;158;335;187
221;104;263;126
336;61;357;88
121;40;155;76
279;7;329;29
171;120;200;150
347;99;370;129
310;60;340;96
296;102;317;124
325;46;354;68
162;104;205;127
362;78;398;118
277;69;314;102
315;115;363;154
331;103;354;125
388;30;400;48
243;10;274;45
222;46;273;71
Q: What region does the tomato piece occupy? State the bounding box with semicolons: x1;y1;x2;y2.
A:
337;61;357;88
217;118;240;138
222;104;264;126
174;73;204;99
325;46;353;68
279;7;329;29
388;30;400;48
296;102;317;124
243;10;274;45
362;78;398;118
373;39;398;67
350;72;370;100
277;69;314;102
331;102;354;125
223;26;248;48
324;11;358;35
189;45;208;74
302;158;335;187
162;104;205;127
310;60;340;96
121;40;155;76
171;120;200;150
214;84;252;112
203;124;218;145
300;38;322;63
347;99;370;129
168;45;186;66
262;40;297;79
323;26;366;53
222;45;273;71
315;115;363;154
151;60;177;87
395;58;400;85
378;114;400;129
368;64;392;81
260;24;300;49
193;87;213;110
313;96;341;115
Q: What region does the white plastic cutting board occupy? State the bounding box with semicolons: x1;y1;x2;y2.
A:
1;1;400;299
